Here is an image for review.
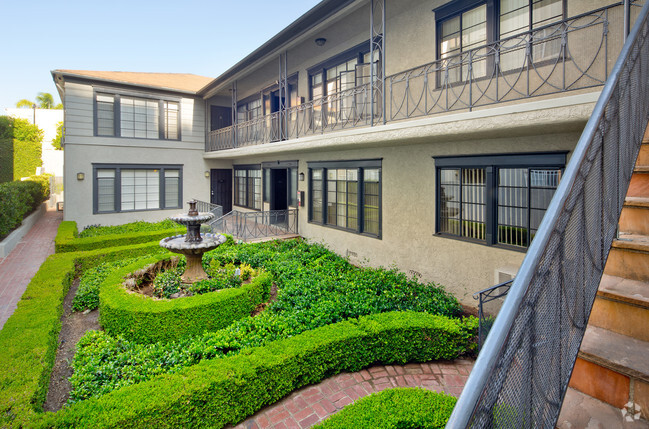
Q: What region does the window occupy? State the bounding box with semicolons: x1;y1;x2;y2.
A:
93;164;182;214
435;0;565;78
435;153;565;249
308;159;381;237
234;166;261;210
94;92;181;140
237;98;262;122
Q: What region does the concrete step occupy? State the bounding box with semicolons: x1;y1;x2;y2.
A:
589;275;649;341
558;388;649;428
620;198;649;235
569;326;649;420
605;235;649;282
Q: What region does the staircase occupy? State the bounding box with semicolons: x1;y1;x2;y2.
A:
567;131;649;423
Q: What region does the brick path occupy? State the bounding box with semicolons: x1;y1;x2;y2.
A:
232;359;474;429
0;207;62;330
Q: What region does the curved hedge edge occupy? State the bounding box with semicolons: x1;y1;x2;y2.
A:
0;242;171;428
314;387;457;429
38;311;477;428
99;257;272;344
55;225;184;253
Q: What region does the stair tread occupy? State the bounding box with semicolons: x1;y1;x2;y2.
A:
579;325;649;382
613;234;649;252
599;274;649;308
625;197;649;208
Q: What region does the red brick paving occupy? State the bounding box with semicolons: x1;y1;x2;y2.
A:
0;208;62;330
230;359;474;429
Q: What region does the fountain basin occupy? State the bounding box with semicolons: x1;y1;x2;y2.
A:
160;232;227;282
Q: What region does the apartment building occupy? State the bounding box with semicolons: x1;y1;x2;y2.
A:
52;0;630;305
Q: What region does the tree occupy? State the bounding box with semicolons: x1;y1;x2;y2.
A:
36;92;55;109
16;99;34;108
52;122;64;150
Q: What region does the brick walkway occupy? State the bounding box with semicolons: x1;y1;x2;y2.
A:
0;207;62;330
232;359;474;429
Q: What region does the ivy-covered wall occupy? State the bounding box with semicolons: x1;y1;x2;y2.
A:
0;116;13;183
12;117;43;180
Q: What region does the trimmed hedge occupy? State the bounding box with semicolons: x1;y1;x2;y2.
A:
12;118;43;180
55;221;184;253
0;177;50;240
0;241;166;427
40;311;476;428
99;256;272;343
315;388;457;428
0;116;13;183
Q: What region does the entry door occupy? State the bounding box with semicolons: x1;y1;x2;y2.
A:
210;169;232;214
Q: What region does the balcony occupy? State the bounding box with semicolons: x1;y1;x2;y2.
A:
206;3;627;153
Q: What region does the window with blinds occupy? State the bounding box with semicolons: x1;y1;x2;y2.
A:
93;165;182;214
234;167;261;210
308;160;381;238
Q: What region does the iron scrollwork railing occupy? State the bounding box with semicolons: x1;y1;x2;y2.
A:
210;209;298;242
473;279;513;353
206;3;627;152
447;0;649;427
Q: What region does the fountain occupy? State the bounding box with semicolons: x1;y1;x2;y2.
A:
159;200;227;283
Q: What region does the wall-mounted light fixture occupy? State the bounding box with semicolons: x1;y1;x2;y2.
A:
315;38;327;47
205;171;210;178
299;172;305;181
77;172;85;181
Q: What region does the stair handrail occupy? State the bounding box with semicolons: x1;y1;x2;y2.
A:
447;1;649;427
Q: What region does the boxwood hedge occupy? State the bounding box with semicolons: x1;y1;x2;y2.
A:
55;221;184;253
0;241;166;427
99;256;272;343
315;387;457;429
40;311;475;428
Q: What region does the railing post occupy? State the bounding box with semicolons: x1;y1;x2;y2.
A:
232;81;238;148
624;0;631;42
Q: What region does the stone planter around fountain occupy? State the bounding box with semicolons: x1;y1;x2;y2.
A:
159;200;227;283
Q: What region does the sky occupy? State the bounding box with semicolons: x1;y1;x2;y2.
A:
0;0;321;112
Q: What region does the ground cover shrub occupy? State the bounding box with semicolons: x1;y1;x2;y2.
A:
315;388;457;429
55;220;185;253
72;252;167;311
79;219;181;238
68;239;471;403
44;312;474;428
0;240;165;427
98;256;272;344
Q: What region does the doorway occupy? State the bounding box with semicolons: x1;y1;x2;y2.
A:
270;169;288;211
210;169;232;214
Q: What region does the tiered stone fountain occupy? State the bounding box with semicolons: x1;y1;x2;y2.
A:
159;200;227;283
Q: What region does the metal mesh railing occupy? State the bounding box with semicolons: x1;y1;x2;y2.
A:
193;199;223;219
447;1;649;427
210;209;298;242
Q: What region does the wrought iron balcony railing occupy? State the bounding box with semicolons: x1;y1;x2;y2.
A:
207;2;627;152
209;209;298;242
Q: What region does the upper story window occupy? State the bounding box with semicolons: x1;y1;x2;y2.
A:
237;98;262;122
436;0;565;80
434;152;565;249
308;43;379;101
94;92;181;140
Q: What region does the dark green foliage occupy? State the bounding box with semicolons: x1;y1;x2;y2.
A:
315;388;457;429
0;116;13;183
68;240;469;402
44;312;474;428
98;256;273;344
151;261;250;298
0;177;49;239
0;241;163;427
12;118;43;180
151;267;182;298
79;219;182;238
55;220;185;253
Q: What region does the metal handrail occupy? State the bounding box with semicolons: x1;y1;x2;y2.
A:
192;199;223;219
210;209;298;241
473;279;514;353
207;2;625;152
447;0;649;426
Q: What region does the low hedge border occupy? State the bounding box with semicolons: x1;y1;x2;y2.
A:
314;387;457;428
0;241;168;427
40;311;476;428
99;256;272;343
54;221;184;253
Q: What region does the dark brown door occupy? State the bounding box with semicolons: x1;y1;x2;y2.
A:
210;169;232;214
210;106;232;131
